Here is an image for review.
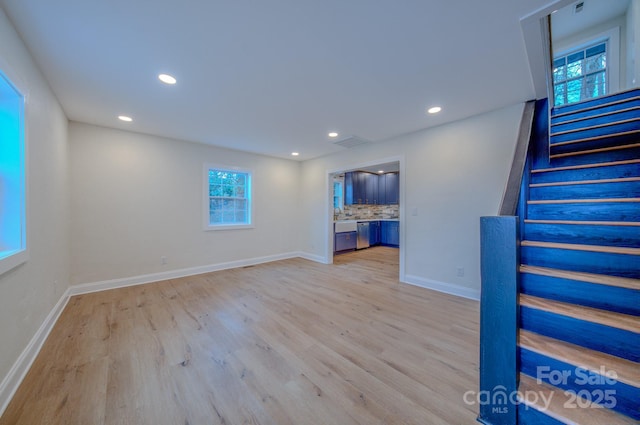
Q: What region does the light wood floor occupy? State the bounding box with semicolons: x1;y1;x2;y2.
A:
1;247;480;425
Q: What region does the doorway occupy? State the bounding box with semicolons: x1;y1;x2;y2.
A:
329;160;402;275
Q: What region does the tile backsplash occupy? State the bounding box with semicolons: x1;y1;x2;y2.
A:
335;204;399;221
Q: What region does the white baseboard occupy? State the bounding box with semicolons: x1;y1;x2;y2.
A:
0;287;71;417
403;274;480;301
296;251;329;264
69;251;303;296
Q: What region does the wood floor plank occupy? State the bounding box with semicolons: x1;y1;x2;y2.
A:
0;247;480;425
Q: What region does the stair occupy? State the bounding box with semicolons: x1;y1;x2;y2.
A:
516;89;640;424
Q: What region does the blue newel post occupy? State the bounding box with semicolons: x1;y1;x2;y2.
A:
478;216;519;425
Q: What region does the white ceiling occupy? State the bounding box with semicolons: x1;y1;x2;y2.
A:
1;0;552;160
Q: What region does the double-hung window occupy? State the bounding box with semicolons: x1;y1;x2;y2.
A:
0;71;27;275
204;166;252;230
553;41;607;106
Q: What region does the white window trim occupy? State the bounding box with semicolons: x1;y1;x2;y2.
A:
202;164;254;231
0;68;28;276
553;26;621;97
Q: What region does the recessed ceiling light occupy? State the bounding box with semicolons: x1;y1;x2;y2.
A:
291;152;300;156
118;115;133;122
427;106;442;114
328;132;339;138
158;73;177;85
378;170;384;174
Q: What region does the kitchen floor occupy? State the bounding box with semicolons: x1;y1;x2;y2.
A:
333;246;399;274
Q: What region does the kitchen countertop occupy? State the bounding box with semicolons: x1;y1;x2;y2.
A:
334;218;399;223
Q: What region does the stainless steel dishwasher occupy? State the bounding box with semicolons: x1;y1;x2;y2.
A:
356;222;370;250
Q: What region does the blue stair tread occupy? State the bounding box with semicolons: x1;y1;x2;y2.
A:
519;329;640;388
549;143;640;164
551;141;640;160
521;242;640;278
551;116;640;138
531;159;640;183
551;96;640;124
523;221;640;248
552;89;640;117
551;126;640;145
520;265;640;316
551;105;640;130
518;374;639;424
529;179;640;201
520;265;640;291
520;294;639;334
531;177;640;187
521;240;640;256
526;200;640;223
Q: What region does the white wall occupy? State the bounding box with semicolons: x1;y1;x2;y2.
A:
554;16;627;93
0;6;70;391
299;104;525;298
626;0;640;87
69;122;301;285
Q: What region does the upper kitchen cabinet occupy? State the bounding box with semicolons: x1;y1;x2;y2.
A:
345;171;399;205
365;172;379;205
383;172;399;204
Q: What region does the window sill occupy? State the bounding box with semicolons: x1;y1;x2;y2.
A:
0;248;28;276
204;224;255;232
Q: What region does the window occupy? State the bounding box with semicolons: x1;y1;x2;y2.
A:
203;166;252;230
553;42;607;106
0;71;27;275
333;179;344;210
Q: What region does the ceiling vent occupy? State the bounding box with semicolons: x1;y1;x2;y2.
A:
574;1;584;14
333;135;372;149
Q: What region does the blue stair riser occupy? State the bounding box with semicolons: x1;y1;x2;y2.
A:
529;181;640;201
530;163;640;185
523;223;640;248
519;348;640;420
552;90;640;116
552;109;640;134
551;99;640;125
527;202;640;222
521;246;640;278
550;135;640;158
550;145;640;167
551;120;640;144
519;306;639;361
517;405;565;425
521;272;640;316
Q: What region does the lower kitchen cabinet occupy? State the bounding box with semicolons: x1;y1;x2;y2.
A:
335;231;357;252
381;221;399;247
369;221;380;246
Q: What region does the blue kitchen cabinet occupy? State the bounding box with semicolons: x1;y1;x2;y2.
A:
345;171;398;205
377;176;387;204
355;172;366;204
345;171;365;205
335;231;357;252
384;173;399;204
381;221;399;247
345;172;354;205
365;173;379;204
369;221;380;245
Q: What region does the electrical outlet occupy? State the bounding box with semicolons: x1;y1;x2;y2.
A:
456;267;464;277
161;256;167;265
